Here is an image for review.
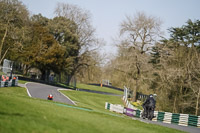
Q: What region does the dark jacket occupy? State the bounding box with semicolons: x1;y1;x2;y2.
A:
143;96;156;109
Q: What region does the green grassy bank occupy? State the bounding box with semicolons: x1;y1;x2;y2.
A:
0;86;184;133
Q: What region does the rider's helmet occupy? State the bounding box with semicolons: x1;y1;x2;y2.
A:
149;94;153;98
48;94;53;98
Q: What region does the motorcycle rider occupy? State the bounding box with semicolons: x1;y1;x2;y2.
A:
48;94;53;100
142;94;156;120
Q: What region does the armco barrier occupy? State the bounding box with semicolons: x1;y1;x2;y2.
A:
112;105;124;114
105;102;141;118
105;102;110;110
188;115;198;127
105;102;125;114
157;112;165;122
136;110;142;118
198;116;200;127
171;113;180;124
152;111;158;122
125;108;135;117
106;96;200;128
163;112;172;124
179;114;189;126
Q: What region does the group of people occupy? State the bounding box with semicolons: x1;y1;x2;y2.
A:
142;94;157;120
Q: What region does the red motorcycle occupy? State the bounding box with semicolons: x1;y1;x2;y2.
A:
47;94;53;100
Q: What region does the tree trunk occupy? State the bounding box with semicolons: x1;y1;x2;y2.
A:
0;24;8;63
66;74;75;86
40;69;50;81
173;93;177;113
0;47;10;65
41;70;46;81
132;78;138;102
23;64;30;76
195;88;200;115
132;55;140;102
46;69;50;82
58;73;61;83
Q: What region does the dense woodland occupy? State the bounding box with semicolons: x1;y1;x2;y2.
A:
0;0;200;115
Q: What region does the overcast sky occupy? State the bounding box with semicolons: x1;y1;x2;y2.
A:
20;0;200;55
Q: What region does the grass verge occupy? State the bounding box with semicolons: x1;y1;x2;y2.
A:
18;80;29;84
60;90;123;112
76;83;123;95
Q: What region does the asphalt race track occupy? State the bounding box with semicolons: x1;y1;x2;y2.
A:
22;82;75;105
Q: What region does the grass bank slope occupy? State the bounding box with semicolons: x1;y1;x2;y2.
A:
0;87;184;133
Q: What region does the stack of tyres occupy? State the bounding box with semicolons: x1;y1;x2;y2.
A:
163;112;172;124
179;114;189;126
152;111;158;121
198;116;200;127
188;115;198;127
112;104;124;114
157;112;165;122
105;102;110;110
125;108;134;117
136;110;141;118
171;113;180;124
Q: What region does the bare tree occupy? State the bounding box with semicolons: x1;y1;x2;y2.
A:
120;12;162;54
116;12;162;101
54;3;100;54
187;49;200;115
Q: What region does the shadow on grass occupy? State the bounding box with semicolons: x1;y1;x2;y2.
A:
0;111;24;117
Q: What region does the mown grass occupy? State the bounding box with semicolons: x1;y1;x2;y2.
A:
76;83;123;95
18;80;29;84
0;86;185;133
60;90;123;111
59;82;123;94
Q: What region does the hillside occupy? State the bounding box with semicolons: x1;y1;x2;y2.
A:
0;86;184;133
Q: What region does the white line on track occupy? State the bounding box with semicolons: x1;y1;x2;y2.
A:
57;89;77;105
25;82;32;97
